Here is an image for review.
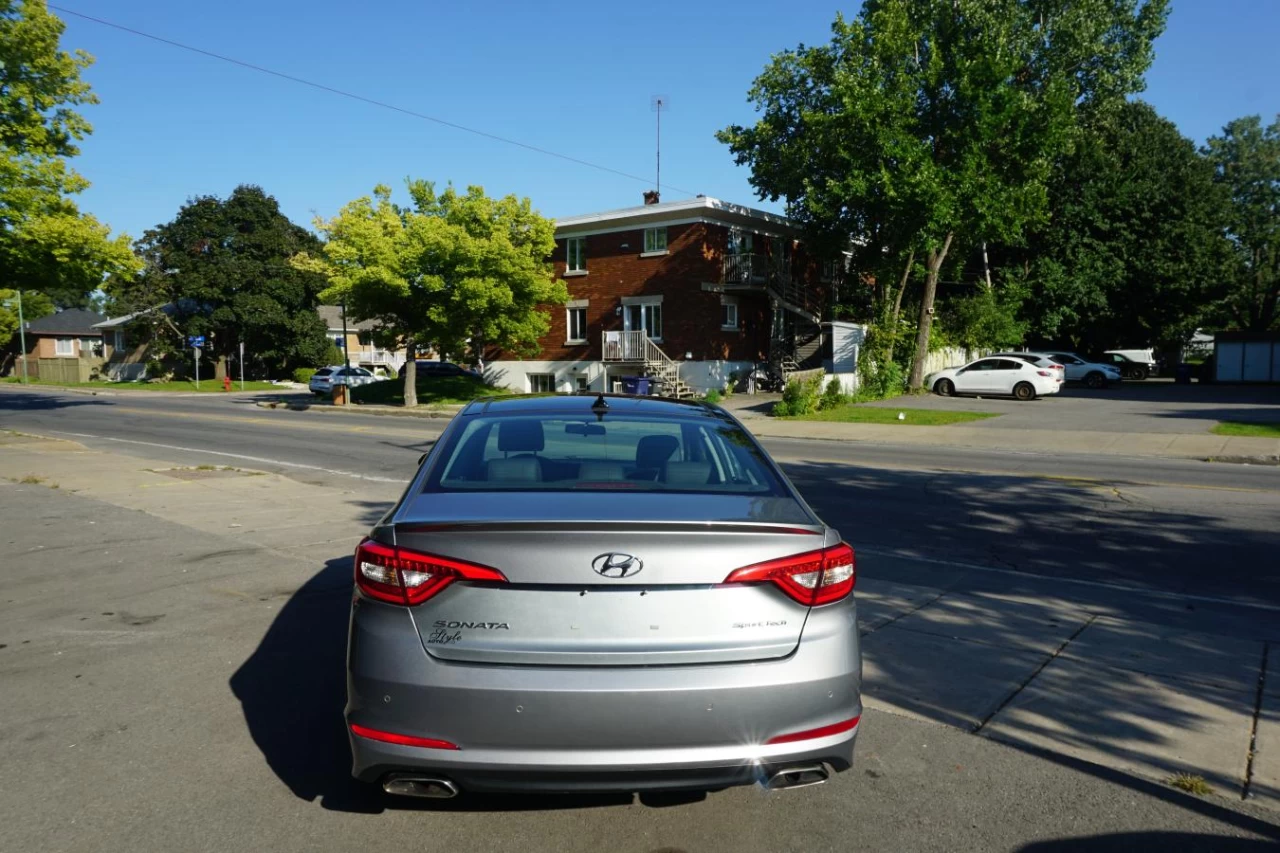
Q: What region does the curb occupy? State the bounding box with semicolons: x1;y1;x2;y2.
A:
253;398;463;419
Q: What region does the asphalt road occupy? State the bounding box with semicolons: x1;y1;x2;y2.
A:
4;385;1280;622
3;483;1277;853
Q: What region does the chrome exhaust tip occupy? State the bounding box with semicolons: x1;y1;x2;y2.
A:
765;764;829;790
382;774;460;799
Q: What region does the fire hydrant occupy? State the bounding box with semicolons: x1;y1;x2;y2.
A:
222;375;232;392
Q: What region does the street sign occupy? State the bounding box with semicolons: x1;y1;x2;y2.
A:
187;335;205;349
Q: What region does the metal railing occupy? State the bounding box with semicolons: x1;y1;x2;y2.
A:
602;330;650;362
350;349;403;365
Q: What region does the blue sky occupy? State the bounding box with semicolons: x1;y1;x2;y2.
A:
57;0;1280;242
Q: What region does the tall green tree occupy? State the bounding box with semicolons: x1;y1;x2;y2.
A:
1013;101;1232;351
294;181;565;407
718;0;1168;388
1204;115;1280;333
0;0;137;312
116;185;331;377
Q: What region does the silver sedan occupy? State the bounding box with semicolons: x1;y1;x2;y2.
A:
346;393;862;798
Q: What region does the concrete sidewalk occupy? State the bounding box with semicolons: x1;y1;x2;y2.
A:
2;428;1275;811
744;417;1280;461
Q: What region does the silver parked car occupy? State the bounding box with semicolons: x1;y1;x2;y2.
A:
347;394;861;798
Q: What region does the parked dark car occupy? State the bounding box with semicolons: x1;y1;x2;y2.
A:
398;360;481;379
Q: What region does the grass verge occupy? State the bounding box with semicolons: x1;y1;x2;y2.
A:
1211;421;1280;438
781;405;1000;426
3;378;281;392
350;375;512;407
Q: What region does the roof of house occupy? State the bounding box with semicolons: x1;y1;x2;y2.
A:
317;305;384;332
25;308;107;336
554;195;796;238
93;304;174;329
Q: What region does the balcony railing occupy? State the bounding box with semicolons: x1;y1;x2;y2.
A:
350;349;403;365
602;330;650;362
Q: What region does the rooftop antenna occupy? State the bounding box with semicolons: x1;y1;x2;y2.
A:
650;94;668;199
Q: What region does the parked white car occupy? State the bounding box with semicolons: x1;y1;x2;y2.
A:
1103;349;1158;380
988;352;1065;391
928;356;1061;401
1043;352;1123;388
309;365;378;396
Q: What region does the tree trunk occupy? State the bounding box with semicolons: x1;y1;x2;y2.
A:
885;249;916;364
403;339;417;408
908;233;954;391
214;355;227;381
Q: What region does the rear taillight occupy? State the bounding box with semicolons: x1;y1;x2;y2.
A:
1037;370;1052;377
723;542;855;606
353;539;507;606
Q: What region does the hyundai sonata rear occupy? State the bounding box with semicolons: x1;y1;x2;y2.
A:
346;394;861;796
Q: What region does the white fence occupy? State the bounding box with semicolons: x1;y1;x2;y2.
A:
917;346;984;377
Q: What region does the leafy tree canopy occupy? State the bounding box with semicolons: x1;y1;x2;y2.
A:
295;180;565;406
1204;114;1280;333
1014;101;1232;351
113;185;331;376
0;0;137;309
718;0;1168;387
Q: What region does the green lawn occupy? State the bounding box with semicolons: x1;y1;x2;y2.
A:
1211;421;1280;438
350;375;512;407
3;377;281;392
782;405;1000;425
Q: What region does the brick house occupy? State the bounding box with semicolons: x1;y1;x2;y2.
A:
317;305;408;374
15;308;108;381
485;195;831;397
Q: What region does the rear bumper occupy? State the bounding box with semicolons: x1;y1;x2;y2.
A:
345;596;862;793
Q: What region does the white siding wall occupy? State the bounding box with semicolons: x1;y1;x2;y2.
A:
484;359;756;395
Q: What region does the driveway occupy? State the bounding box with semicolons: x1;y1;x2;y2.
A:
857;380;1280;434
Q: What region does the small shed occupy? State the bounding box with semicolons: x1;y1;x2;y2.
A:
822;321;868;394
1214;332;1280;383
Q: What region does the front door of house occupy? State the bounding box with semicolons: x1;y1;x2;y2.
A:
623;303;663;341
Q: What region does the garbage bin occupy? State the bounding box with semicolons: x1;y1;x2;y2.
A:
1175;363;1193;385
634;377;652;395
620;376;639;394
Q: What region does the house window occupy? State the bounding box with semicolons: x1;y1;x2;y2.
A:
576;375;590;392
528;373;556;394
55;337;74;356
82;337;102;357
566;307;587;343
720;296;739;330
821;259;838;281
113;330;125;351
727;228;754;255
565;237;586;273
624;302;663;341
643;227;668;254
333;334;346;349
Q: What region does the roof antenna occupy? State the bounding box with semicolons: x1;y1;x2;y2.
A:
650;94;668;201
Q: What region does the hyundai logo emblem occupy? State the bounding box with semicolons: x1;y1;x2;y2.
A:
592;553;643;579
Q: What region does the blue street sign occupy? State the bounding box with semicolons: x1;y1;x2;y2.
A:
188;335;205;348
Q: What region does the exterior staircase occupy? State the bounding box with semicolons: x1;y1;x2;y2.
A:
601;331;696;399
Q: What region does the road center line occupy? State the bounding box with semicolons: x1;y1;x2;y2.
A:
50;430;409;484
857;545;1280;614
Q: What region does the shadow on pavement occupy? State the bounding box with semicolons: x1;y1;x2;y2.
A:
230;556;634;813
1016;831;1277;852
0;389;112;411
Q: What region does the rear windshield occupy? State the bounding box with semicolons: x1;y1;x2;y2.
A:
314;368;332;376
423;413;788;495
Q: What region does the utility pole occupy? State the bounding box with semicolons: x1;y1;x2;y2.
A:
16;289;29;384
341;299;351;372
239;340;245;391
982;242;993;290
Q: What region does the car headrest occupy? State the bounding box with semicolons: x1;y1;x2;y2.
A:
635;435;680;469
487;457;542;483
497;419;545;453
663;461;712;486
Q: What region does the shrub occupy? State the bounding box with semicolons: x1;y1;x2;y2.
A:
704;388;723;405
857;360;905;401
820;376;848;410
322;344;345;367
292;367;315;384
774;374;824;417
